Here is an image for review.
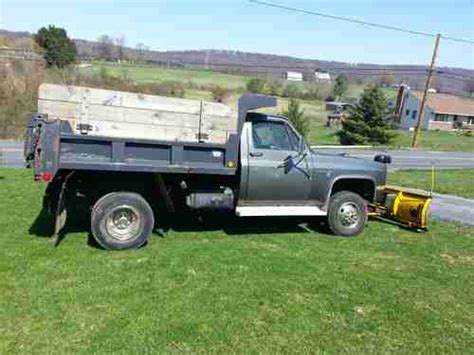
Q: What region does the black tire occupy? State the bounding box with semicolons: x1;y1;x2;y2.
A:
91;192;154;250
327;191;367;237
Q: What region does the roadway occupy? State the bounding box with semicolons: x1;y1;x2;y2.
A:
312;147;474;170
0;140;24;168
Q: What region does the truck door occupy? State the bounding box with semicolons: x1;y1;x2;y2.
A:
243;119;312;204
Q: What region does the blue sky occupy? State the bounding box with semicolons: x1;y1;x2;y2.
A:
1;0;473;68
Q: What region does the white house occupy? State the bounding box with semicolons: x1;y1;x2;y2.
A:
314;70;331;82
285;71;303;82
395;87;474;131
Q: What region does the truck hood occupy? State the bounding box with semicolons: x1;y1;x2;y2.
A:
309;149;387;186
311;150;382;169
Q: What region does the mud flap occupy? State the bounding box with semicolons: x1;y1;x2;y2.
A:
53;171;74;241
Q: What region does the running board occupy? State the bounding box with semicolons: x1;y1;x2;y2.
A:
235;205;327;217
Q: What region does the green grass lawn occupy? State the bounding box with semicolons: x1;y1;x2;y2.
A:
306;128;474;151
1;168;474;353
389;130;474;152
389;169;474;199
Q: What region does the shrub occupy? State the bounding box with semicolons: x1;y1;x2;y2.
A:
453;120;464;130
266;80;283;96
159;81;186;98
282;83;302;98
246;78;267;94
210;85;231;103
337;85;395;145
282;99;310;138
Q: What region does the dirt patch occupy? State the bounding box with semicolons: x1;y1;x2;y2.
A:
441;253;474;266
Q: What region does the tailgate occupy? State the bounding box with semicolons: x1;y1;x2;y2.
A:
24;114;60;181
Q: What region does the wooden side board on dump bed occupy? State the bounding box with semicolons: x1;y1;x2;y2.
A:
38;83;238;144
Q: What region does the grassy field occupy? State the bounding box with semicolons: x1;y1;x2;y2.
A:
84;62;250;90
389;169;474;199
1;168;474;353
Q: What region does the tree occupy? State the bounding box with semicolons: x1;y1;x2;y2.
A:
135;42;149;61
338;85;395;145
333;74;348;98
282;99;310;138
377;72;395;87
210;85;230;103
34;25;76;68
115;35;125;62
97;35;115;60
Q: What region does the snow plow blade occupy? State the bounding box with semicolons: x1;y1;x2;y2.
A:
369;185;432;231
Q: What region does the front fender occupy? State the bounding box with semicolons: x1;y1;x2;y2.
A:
319;175;377;210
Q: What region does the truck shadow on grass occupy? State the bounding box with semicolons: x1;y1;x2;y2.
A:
166;212;331;237
29;209;331;249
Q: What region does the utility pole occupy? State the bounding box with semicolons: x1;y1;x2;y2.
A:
412;33;441;148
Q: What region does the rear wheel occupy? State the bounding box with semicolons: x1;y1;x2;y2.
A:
327;191;367;237
91;192;154;250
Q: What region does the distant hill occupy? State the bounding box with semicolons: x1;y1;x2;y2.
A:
1;28;473;94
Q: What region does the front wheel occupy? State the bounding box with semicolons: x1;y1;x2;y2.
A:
91;192;154;250
327;191;367;237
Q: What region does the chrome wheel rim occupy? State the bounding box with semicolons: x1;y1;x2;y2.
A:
105;205;141;241
337;202;361;228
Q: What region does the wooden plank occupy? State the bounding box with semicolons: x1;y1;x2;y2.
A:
38;83;238;144
90;121;229;143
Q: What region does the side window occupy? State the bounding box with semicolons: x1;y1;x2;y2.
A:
252;121;293;151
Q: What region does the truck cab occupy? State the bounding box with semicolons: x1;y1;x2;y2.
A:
236;112;386;219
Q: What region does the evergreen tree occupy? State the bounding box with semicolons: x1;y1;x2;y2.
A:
34;25;76;68
333;74;348;98
282;99;310;138
338;85;395;145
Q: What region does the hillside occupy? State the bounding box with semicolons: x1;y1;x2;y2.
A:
1;29;473;94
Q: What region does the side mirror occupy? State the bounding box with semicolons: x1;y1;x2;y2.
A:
374;154;392;164
282;155;294;174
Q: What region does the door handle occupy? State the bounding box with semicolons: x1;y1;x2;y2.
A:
250;152;263;157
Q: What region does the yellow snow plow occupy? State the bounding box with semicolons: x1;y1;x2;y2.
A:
369;185;432;231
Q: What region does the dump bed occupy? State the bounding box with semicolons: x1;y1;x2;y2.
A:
25;85;276;179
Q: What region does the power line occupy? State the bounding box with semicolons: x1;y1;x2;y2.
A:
248;0;474;45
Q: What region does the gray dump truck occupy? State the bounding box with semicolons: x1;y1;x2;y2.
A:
25;84;391;250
